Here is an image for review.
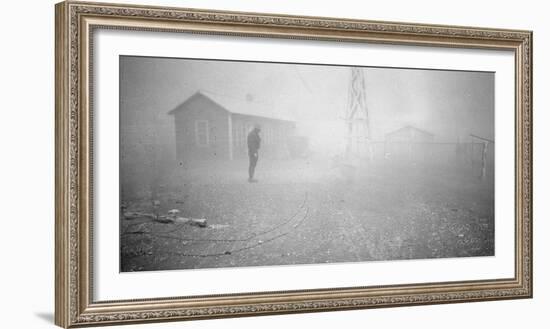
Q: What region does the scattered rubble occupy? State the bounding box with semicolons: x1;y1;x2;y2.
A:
123;208;207;227
167;209;180;218
174;217;207;227
123;211;142;220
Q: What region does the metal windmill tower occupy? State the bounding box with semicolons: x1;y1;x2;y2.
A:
344;67;372;160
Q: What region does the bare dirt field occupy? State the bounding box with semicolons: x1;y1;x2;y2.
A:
120;157;494;272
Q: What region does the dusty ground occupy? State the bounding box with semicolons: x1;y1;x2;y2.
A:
120;157;494;272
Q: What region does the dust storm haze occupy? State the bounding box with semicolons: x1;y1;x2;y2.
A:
119;56;495;272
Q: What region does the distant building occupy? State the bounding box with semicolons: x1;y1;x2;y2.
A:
168;91;296;162
384;125;434;162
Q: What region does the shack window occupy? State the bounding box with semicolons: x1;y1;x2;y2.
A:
195;120;209;147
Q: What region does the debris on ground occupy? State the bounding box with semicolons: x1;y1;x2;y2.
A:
167;209;180;218
154;216;175;224
123;208;207;227
123;211;142;220
209;224;229;229
173;217;207;227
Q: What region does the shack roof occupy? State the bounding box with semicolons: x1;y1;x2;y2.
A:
385;125;434;138
168;91;295;123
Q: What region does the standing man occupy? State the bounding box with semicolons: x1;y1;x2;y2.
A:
247;124;261;183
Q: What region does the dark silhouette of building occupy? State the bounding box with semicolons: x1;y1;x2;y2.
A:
168;91;295;162
384;125;435;163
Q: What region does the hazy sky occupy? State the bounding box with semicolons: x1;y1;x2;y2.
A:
120;56;494;146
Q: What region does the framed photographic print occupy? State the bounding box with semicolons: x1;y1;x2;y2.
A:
55;1;532;327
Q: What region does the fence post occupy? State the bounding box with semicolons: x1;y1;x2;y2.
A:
481;141;488;180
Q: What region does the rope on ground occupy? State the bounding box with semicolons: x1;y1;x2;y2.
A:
160;206;310;258
121;207;309;258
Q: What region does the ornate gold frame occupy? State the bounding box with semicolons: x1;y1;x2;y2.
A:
55;1;532;327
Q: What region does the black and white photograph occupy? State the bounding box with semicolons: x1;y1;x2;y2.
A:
119;56;495;272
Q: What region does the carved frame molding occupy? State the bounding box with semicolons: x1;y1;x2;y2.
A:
55;1;532;327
